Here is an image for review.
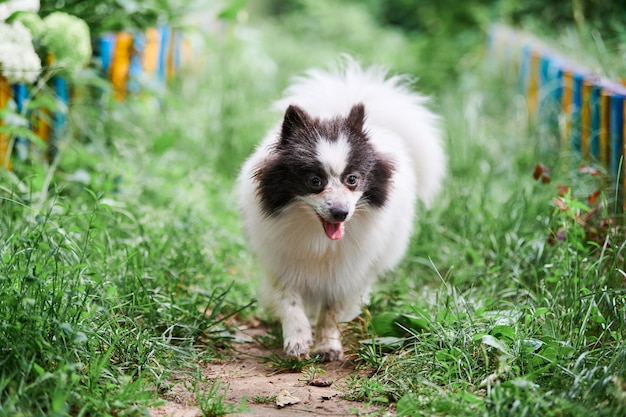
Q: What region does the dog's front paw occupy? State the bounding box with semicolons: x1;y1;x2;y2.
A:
284;336;313;359
311;340;344;362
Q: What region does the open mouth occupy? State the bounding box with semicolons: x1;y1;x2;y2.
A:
318;217;345;240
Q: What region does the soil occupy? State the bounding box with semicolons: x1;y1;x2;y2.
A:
149;323;386;417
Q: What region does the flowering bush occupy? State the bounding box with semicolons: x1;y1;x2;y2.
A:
0;0;42;83
41;12;92;76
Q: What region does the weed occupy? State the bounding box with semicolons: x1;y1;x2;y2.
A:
343;374;396;404
249;395;276;404
188;378;246;417
263;353;320;374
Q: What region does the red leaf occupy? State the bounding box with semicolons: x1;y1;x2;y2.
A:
556;184;570;197
552;197;568;211
588;189;601;205
578;166;601;176
533;164;551;183
599;218;615;228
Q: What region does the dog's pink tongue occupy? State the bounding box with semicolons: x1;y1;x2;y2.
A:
324;221;345;240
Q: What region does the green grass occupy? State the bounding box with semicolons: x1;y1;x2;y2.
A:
1;1;626;415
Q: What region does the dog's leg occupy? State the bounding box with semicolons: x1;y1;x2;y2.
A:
311;305;344;361
279;293;313;358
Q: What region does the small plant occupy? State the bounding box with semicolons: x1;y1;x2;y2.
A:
188;378;246;417
263;353;320;374
343;374;396;404
533;163;622;248
250;395;276;404
299;365;333;387
301;365;326;381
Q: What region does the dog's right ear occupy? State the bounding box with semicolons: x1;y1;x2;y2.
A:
346;103;366;133
280;105;311;144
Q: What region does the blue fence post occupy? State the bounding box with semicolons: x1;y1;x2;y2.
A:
589;83;601;160
571;72;584;153
99;33;117;76
157;26;170;86
12;83;29;160
49;76;69;159
609;92;624;179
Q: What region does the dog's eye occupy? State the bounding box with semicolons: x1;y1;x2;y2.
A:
346;174;359;187
309;176;323;190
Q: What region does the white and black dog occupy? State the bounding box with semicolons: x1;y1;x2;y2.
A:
237;59;446;361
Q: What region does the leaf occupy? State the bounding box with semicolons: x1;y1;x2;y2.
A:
275;389;300;408
555;184;570;197
73;331;88;343
520;338;544;352
27;94;58;111
396;393;422;417
506;378;539;390
360;336;406;348
588;189;601;205
0;126;46;148
490;325;516;341
33;363;45;377
60;322;73;334
308;378;332;387
370;312;402;337
481;334;510;355
533;163;550;183
395;313;430;333
578;165;601;176
218;0;248;20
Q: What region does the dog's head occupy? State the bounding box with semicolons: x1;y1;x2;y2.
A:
254;103;395;240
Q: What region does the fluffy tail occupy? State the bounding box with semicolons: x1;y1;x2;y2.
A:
273;58;446;207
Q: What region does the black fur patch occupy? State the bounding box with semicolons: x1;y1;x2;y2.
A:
254;103;395;216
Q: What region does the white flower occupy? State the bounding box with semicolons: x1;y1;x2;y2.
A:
0;0;40;21
0;21;41;83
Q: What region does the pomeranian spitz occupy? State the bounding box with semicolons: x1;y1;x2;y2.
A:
237;58;446;361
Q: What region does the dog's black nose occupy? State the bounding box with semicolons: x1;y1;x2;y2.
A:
330;207;349;222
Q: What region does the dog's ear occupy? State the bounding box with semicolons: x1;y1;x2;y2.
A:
346;103;366;133
280;105;311;143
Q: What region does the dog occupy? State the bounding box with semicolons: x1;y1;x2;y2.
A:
237;59;446;361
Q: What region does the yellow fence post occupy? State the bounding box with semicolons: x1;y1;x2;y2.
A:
527;51;540;119
561;70;573;148
111;32;134;100
0;75;11;170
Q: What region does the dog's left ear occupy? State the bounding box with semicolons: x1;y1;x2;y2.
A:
346;103;366;133
281;105;311;144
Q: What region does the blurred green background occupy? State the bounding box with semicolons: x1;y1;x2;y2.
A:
2;0;626;415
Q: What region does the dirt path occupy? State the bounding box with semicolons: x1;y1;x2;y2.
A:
149;323;385;417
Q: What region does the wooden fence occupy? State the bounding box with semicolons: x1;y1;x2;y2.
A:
488;24;626;198
0;26;190;169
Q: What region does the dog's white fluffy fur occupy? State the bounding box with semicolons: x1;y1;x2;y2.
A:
237;59;445;360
